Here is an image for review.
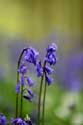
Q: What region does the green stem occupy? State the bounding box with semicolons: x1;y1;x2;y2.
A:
42;74;47;125
16;65;19;118
37;75;44;125
37;61;46;125
16;48;28;118
20;85;24;117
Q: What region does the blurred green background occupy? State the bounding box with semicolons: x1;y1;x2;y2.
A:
0;0;82;125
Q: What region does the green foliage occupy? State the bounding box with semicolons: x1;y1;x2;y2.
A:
0;80;82;125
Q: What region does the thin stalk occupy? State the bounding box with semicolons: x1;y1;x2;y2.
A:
42;73;47;125
16;48;27;118
16;72;19;118
37;75;44;125
37;61;46;125
20;85;24;117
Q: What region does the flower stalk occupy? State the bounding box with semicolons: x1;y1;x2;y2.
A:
37;61;46;125
16;48;28;118
37;43;57;125
42;72;47;125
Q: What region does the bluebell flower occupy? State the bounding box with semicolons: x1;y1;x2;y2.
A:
45;43;57;65
16;84;20;93
27;77;34;87
45;75;53;85
20;75;25;85
23;90;34;102
45;66;53;74
0;114;7;124
45;52;56;65
25;114;32;125
23;95;32;102
12;117;27;125
28;90;34;97
25;47;39;65
18;63;27;75
36;61;43;77
26;120;32;125
47;43;57;52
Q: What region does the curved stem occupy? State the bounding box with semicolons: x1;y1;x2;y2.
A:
15;48;28;118
37;61;46;125
42;73;47;125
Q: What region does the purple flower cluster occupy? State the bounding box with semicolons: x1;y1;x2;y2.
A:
12;118;27;125
0;114;7;124
0;114;32;125
0;43;57;125
16;47;39;102
45;43;57;65
45;43;57;85
24;47;39;65
12;117;32;125
16;43;57;99
36;43;57;85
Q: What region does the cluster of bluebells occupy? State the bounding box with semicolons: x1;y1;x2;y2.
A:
16;43;57;99
16;47;39;101
12;116;32;125
0;114;7;124
36;43;57;85
0;114;32;125
0;43;57;125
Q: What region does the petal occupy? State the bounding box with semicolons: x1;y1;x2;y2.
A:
23;95;32;102
27;77;34;87
45;66;53;74
20;75;25;85
16;84;20;93
45;75;53;85
28;90;34;97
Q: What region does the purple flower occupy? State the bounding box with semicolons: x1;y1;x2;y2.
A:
0;114;7;124
45;66;53;74
45;52;56;65
47;43;57;52
20;75;25;85
18;63;27;75
26;120;32;125
25;47;39;65
23;95;32;102
27;77;34;87
16;84;20;93
12;117;27;125
45;43;57;65
28;90;34;97
36;61;43;77
25;115;33;125
45;75;53;85
23;90;34;102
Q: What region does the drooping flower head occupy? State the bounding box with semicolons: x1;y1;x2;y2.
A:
27;77;34;87
25;47;39;65
45;65;54;75
36;61;43;77
18;63;27;75
16;84;20;94
45;74;53;85
47;43;57;53
12;117;27;125
35;43;57;85
23;89;34;102
45;43;57;65
0;114;7;124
